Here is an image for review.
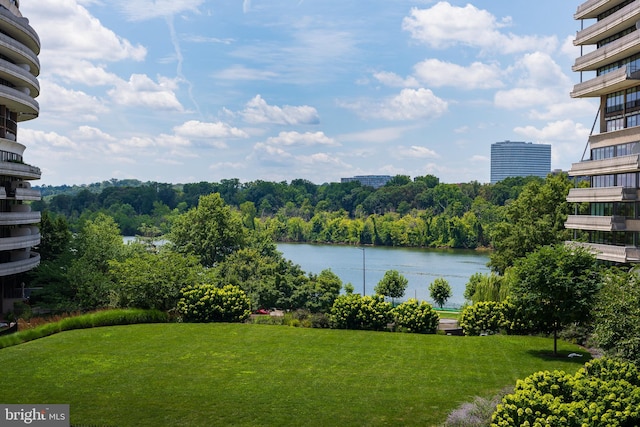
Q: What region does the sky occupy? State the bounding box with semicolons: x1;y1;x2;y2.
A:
17;0;596;186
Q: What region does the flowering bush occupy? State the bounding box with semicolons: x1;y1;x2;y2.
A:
459;301;506;336
491;358;640;427
177;284;251;323
329;294;393;331
393;299;439;334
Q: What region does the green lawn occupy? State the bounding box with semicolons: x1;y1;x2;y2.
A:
1;323;590;426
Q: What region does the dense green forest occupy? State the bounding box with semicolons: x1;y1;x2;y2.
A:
35;174;576;256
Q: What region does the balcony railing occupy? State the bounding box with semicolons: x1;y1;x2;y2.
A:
0;161;41;179
567;186;638;202
575;0;633;20
569;154;640;176
567;241;640;263
0;233;40;251
565;215;627;231
571;66;640;98
0;211;40;225
573;31;640;72
0;251;39;277
574;2;640;46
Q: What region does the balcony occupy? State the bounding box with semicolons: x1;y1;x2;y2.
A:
573;31;640;72
0;4;40;55
571;65;640;98
0;233;40;251
0;84;38;118
568;154;640;176
565;215;627;231
0;211;40;225
0;31;39;76
575;3;640;46
575;0;633;20
567;186;638;202
0;57;40;97
0;162;41;180
588;125;640;147
567;241;640;263
0;251;39;277
14;187;40;201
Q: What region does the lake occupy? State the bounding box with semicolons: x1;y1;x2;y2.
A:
277;243;490;308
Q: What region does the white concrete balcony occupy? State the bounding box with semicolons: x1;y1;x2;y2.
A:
571;65;640;98
575;0;633;20
0;251;39;277
0;161;41;180
567;186;638;202
573;31;640;72
0;84;38;117
0;233;40;251
14;187;40;201
0;211;40;225
0;31;39;76
565;215;627;231
0;4;40;56
575;3;640;46
568;154;640;176
567;240;640;263
0;57;39;97
588;126;640;148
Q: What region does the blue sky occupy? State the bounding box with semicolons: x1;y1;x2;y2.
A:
19;1;594;186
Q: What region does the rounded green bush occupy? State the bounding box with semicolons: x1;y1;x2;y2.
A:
177;284;251;323
459;301;506;336
329;294;393;331
393;298;439;334
491;358;640;427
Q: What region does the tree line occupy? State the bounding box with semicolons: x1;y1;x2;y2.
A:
34;174;560;251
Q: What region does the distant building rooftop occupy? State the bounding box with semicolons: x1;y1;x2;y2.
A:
341;175;392;189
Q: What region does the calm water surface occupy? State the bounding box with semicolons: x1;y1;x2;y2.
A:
277;243;490;308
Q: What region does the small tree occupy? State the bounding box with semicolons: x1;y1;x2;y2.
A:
511;244;601;356
429;278;451;309
375;270;408;304
394;299;439;334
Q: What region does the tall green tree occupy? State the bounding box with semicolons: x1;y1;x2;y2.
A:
511;244;601;355
375;270;408;304
429;278;452;308
168;193;246;267
488;174;574;274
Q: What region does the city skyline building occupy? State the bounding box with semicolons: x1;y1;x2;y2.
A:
340;175;392;189
0;0;42;314
490;140;552;184
565;0;640;264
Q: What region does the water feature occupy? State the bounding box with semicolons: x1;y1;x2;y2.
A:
277;243;490;308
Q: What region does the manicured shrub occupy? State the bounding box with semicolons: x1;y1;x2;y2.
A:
393;298;439;334
491;358;640;427
329;294;393;331
459;301;505;336
177;284;251;323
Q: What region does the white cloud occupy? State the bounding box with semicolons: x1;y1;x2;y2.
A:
371;88;448;121
413;59;504;89
241;95;320;125
113;0;204;21
395;145;440;159
37;81;108;122
212;66;280;81
494;87;560;110
402;2;557;54
173;120;249;139
265;131;339;147
108;74;184;111
22;1;146;64
373;72;420;88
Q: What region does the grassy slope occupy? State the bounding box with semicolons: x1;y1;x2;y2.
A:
1;324;589;427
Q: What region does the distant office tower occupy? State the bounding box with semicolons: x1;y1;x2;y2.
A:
0;0;42;314
490;141;551;184
565;0;640;264
341;175;392;189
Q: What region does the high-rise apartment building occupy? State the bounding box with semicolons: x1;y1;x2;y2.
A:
0;0;42;313
566;0;640;263
341;175;392;189
490;141;551;184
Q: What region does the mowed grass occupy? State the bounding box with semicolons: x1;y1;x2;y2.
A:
1;323;590;426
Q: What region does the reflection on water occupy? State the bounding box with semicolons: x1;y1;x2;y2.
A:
277;243;491;308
